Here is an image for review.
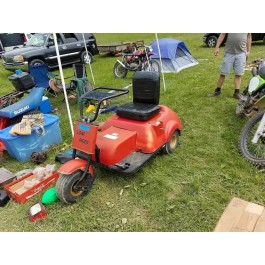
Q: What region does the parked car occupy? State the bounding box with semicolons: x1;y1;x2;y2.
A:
1;33;99;71
0;33;31;55
203;33;265;48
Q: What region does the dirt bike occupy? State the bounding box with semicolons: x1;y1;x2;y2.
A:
113;45;161;78
236;59;265;117
238;60;265;166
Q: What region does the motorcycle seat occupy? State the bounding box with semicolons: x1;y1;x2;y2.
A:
116;102;160;121
0;87;45;119
123;53;134;56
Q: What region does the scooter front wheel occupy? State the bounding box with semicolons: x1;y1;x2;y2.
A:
239;112;265;167
56;167;96;204
113;61;128;78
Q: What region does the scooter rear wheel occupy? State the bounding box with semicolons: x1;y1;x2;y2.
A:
56;167;96;204
161;130;180;154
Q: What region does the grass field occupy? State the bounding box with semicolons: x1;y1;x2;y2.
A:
0;33;265;232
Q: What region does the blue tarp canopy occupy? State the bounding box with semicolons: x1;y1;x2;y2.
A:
151;38;198;73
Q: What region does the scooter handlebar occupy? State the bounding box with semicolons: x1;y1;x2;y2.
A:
79;86;130;123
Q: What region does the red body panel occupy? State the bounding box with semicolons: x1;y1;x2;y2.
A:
59;105;182;173
93;126;137;166
72;122;98;155
96;105;182;165
0;117;10;130
0;117;10;151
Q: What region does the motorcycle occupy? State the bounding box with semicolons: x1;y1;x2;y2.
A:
113;45;161;78
236;59;265;117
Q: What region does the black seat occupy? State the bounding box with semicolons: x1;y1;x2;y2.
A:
116;71;160;121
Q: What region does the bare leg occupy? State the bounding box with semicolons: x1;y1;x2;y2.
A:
217;74;226;88
234;75;242;90
208;74;226;97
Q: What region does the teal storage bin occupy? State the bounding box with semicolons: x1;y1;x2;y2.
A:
0;114;62;162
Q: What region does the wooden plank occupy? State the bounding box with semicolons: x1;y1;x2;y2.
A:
230;227;248;232
98;44;127;53
97;40;144;54
254;209;265;232
214;198;248;232
235;202;264;232
214;197;265;232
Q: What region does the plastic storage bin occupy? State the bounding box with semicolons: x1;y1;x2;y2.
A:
0;114;62;162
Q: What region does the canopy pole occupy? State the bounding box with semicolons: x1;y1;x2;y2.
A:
155;33;166;91
53;33;74;136
82;33;96;85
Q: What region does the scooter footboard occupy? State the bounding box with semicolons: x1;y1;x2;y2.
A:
57;159;88;175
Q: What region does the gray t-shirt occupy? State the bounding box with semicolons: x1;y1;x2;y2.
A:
224;33;248;54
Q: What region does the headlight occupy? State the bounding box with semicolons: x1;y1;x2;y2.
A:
13;55;24;63
148;46;153;52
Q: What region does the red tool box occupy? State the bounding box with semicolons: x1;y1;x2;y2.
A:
5;171;59;204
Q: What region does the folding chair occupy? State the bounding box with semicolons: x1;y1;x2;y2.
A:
29;64;59;97
73;63;87;78
66;63;93;101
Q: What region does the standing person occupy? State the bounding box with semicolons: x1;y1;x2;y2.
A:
208;33;252;99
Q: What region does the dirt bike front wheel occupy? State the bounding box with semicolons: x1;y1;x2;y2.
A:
56;166;96;204
239;111;265;167
144;59;161;72
113;61;128;78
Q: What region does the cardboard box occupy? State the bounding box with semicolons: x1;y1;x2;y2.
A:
5;171;59;204
214;197;265;232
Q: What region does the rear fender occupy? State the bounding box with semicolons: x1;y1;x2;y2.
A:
164;119;182;141
57;159;88;175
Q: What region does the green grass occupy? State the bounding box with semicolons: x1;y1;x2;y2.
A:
1;33;265;231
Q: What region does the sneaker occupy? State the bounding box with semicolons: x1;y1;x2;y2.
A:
233;92;241;100
208;89;221;97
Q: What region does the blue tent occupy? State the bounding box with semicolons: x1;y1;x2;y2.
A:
150;38;198;73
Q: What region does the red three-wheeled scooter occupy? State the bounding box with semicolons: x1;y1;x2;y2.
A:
56;71;183;204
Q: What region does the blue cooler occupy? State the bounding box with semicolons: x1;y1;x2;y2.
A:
40;96;52;113
0;114;62;162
